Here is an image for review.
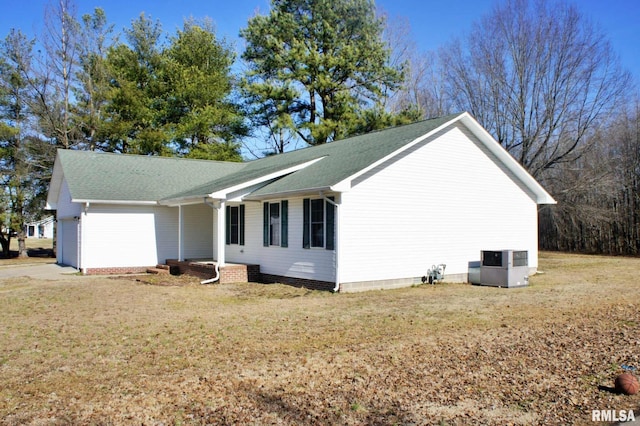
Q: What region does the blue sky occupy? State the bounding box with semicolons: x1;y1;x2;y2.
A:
1;0;638;82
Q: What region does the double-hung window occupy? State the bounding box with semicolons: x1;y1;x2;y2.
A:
225;205;245;245
263;201;288;247
310;199;324;247
270;203;281;246
303;198;335;250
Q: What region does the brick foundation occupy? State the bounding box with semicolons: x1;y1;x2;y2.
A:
86;260;334;292
218;263;261;284
260;273;335;292
84;266;150;275
165;260;260;284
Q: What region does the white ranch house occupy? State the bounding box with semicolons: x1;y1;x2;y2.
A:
46;112;555;292
25;216;55;239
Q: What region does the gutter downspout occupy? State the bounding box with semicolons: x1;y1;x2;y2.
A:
200;263;220;285
202;197;221;284
321;193;341;292
178;205;184;261
80;202;90;274
76;217;81;274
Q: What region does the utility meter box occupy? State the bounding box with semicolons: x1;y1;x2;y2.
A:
480;250;529;288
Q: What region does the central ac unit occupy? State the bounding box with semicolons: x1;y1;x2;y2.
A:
480;250;529;288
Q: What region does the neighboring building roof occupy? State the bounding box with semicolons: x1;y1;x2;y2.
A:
25;216;54;226
46;112;556;209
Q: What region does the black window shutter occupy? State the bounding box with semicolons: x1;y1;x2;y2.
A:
303;198;310;249
326;197;335;250
225;205;231;245
239;204;245;246
281;200;288;247
263;202;269;247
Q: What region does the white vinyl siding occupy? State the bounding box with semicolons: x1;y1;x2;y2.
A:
57;179;81;218
181;204;214;260
339;123;539;284
226;198;335;282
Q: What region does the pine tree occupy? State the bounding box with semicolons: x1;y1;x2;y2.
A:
241;0;403;147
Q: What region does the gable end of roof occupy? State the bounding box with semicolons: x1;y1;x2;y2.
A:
46;113;555;207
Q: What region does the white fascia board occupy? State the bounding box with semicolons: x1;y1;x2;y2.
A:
159;196;212;207
162;193;257;206
458;113;557;205
242;185;333;202
330;180;351;193
330;114;465;192
160;197;211;207
226;192;253;203
207;157;327;200
73;199;158;206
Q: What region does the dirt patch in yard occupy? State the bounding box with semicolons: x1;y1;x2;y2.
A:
117;273;202;287
0;251;639;424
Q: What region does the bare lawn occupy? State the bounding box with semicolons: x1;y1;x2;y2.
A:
1;252;639;425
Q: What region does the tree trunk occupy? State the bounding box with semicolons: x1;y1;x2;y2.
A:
0;235;10;258
17;231;27;258
52;213;57;258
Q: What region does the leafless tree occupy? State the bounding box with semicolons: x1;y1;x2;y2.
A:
612;102;640;253
539;101;640;254
74;8;115;151
439;0;632;180
37;0;81;148
382;14;451;119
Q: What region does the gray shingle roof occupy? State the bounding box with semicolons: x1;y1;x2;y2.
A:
246;113;461;198
54;113;463;203
56;150;245;202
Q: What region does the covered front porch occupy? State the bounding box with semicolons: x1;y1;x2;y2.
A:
172;201;225;265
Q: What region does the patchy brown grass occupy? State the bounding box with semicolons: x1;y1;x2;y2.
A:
0;251;639;425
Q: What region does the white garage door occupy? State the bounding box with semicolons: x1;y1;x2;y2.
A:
60;219;78;268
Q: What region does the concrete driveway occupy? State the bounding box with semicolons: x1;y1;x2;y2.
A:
0;263;80;280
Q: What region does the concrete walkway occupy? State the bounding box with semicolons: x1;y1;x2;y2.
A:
0;263;80;280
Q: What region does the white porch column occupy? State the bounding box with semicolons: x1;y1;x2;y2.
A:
178;205;184;261
78;214;83;273
334;196;341;291
216;200;226;266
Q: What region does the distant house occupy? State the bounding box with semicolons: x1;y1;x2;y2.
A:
46;112;555;292
24;216;54;239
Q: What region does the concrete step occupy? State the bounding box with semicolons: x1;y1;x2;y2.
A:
147;267;170;275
